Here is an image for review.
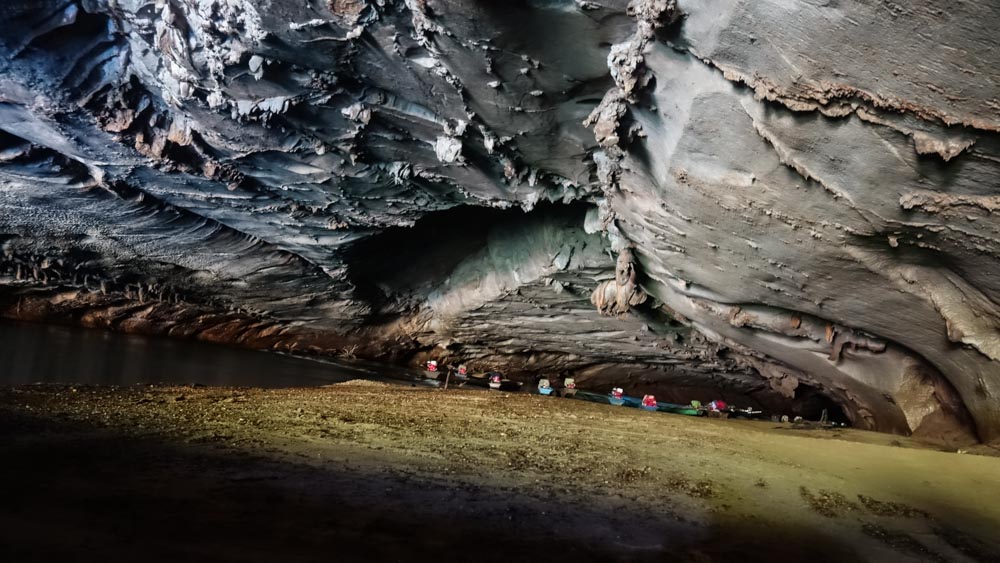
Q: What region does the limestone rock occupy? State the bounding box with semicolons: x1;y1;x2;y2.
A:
0;0;998;443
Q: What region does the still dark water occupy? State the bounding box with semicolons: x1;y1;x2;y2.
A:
0;321;385;387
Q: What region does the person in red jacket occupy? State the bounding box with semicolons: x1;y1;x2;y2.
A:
707;400;729;419
708;400;728;412
641;394;657;409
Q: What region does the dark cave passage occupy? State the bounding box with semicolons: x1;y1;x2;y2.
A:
342;201;594;316
790;385;851;424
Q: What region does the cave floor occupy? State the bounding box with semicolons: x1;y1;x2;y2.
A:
1;382;999;563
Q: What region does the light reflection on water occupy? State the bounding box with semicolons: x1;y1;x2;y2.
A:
0;320;377;387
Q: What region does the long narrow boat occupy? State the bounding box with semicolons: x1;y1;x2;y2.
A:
572;391;702;416
655;402;702;416
464;374;523;391
573;390;617;405
620;395;644;408
517;388;705;415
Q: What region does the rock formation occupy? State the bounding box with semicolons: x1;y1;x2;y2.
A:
1;0;998;443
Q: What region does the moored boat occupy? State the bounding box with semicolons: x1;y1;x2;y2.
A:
609;387;624;406
641;395;658;411
537;377;554;396
481;372;521;391
572;390;615;404
560;377;577;398
655;403;702;416
552;390;704;416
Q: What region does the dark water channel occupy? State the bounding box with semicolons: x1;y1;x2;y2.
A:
0;320;389;387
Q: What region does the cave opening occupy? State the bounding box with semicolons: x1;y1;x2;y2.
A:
790;384;851;424
342;200;594;317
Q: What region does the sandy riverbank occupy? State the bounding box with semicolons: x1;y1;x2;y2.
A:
1;382;998;562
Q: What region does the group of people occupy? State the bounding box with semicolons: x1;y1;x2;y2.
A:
689;399;729;412
426;360;467;377
424;361;730;415
640;394;728;412
424;360;472;389
537;377;576;397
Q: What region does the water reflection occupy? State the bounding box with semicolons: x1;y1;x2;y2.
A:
0;320;375;387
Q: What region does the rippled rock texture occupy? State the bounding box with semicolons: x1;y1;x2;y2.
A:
1;0;998;443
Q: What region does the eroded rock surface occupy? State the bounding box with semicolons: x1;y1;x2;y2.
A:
1;0;998;443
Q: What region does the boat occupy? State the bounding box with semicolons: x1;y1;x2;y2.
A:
609;387;625;406
468;371;521;391
572;390;616;405
571;391;702;416
655;402;703;416
619;395;643;408
728;406;762;417
641;395;659;411
575;391;642;408
466;373;514;390
537;377;555;396
561;378;577;398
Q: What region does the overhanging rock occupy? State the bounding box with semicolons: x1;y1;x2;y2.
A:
0;0;997;443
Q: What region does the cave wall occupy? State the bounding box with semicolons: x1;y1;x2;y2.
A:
0;0;997;443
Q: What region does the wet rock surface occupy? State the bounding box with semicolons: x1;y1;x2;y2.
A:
1;1;999;443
